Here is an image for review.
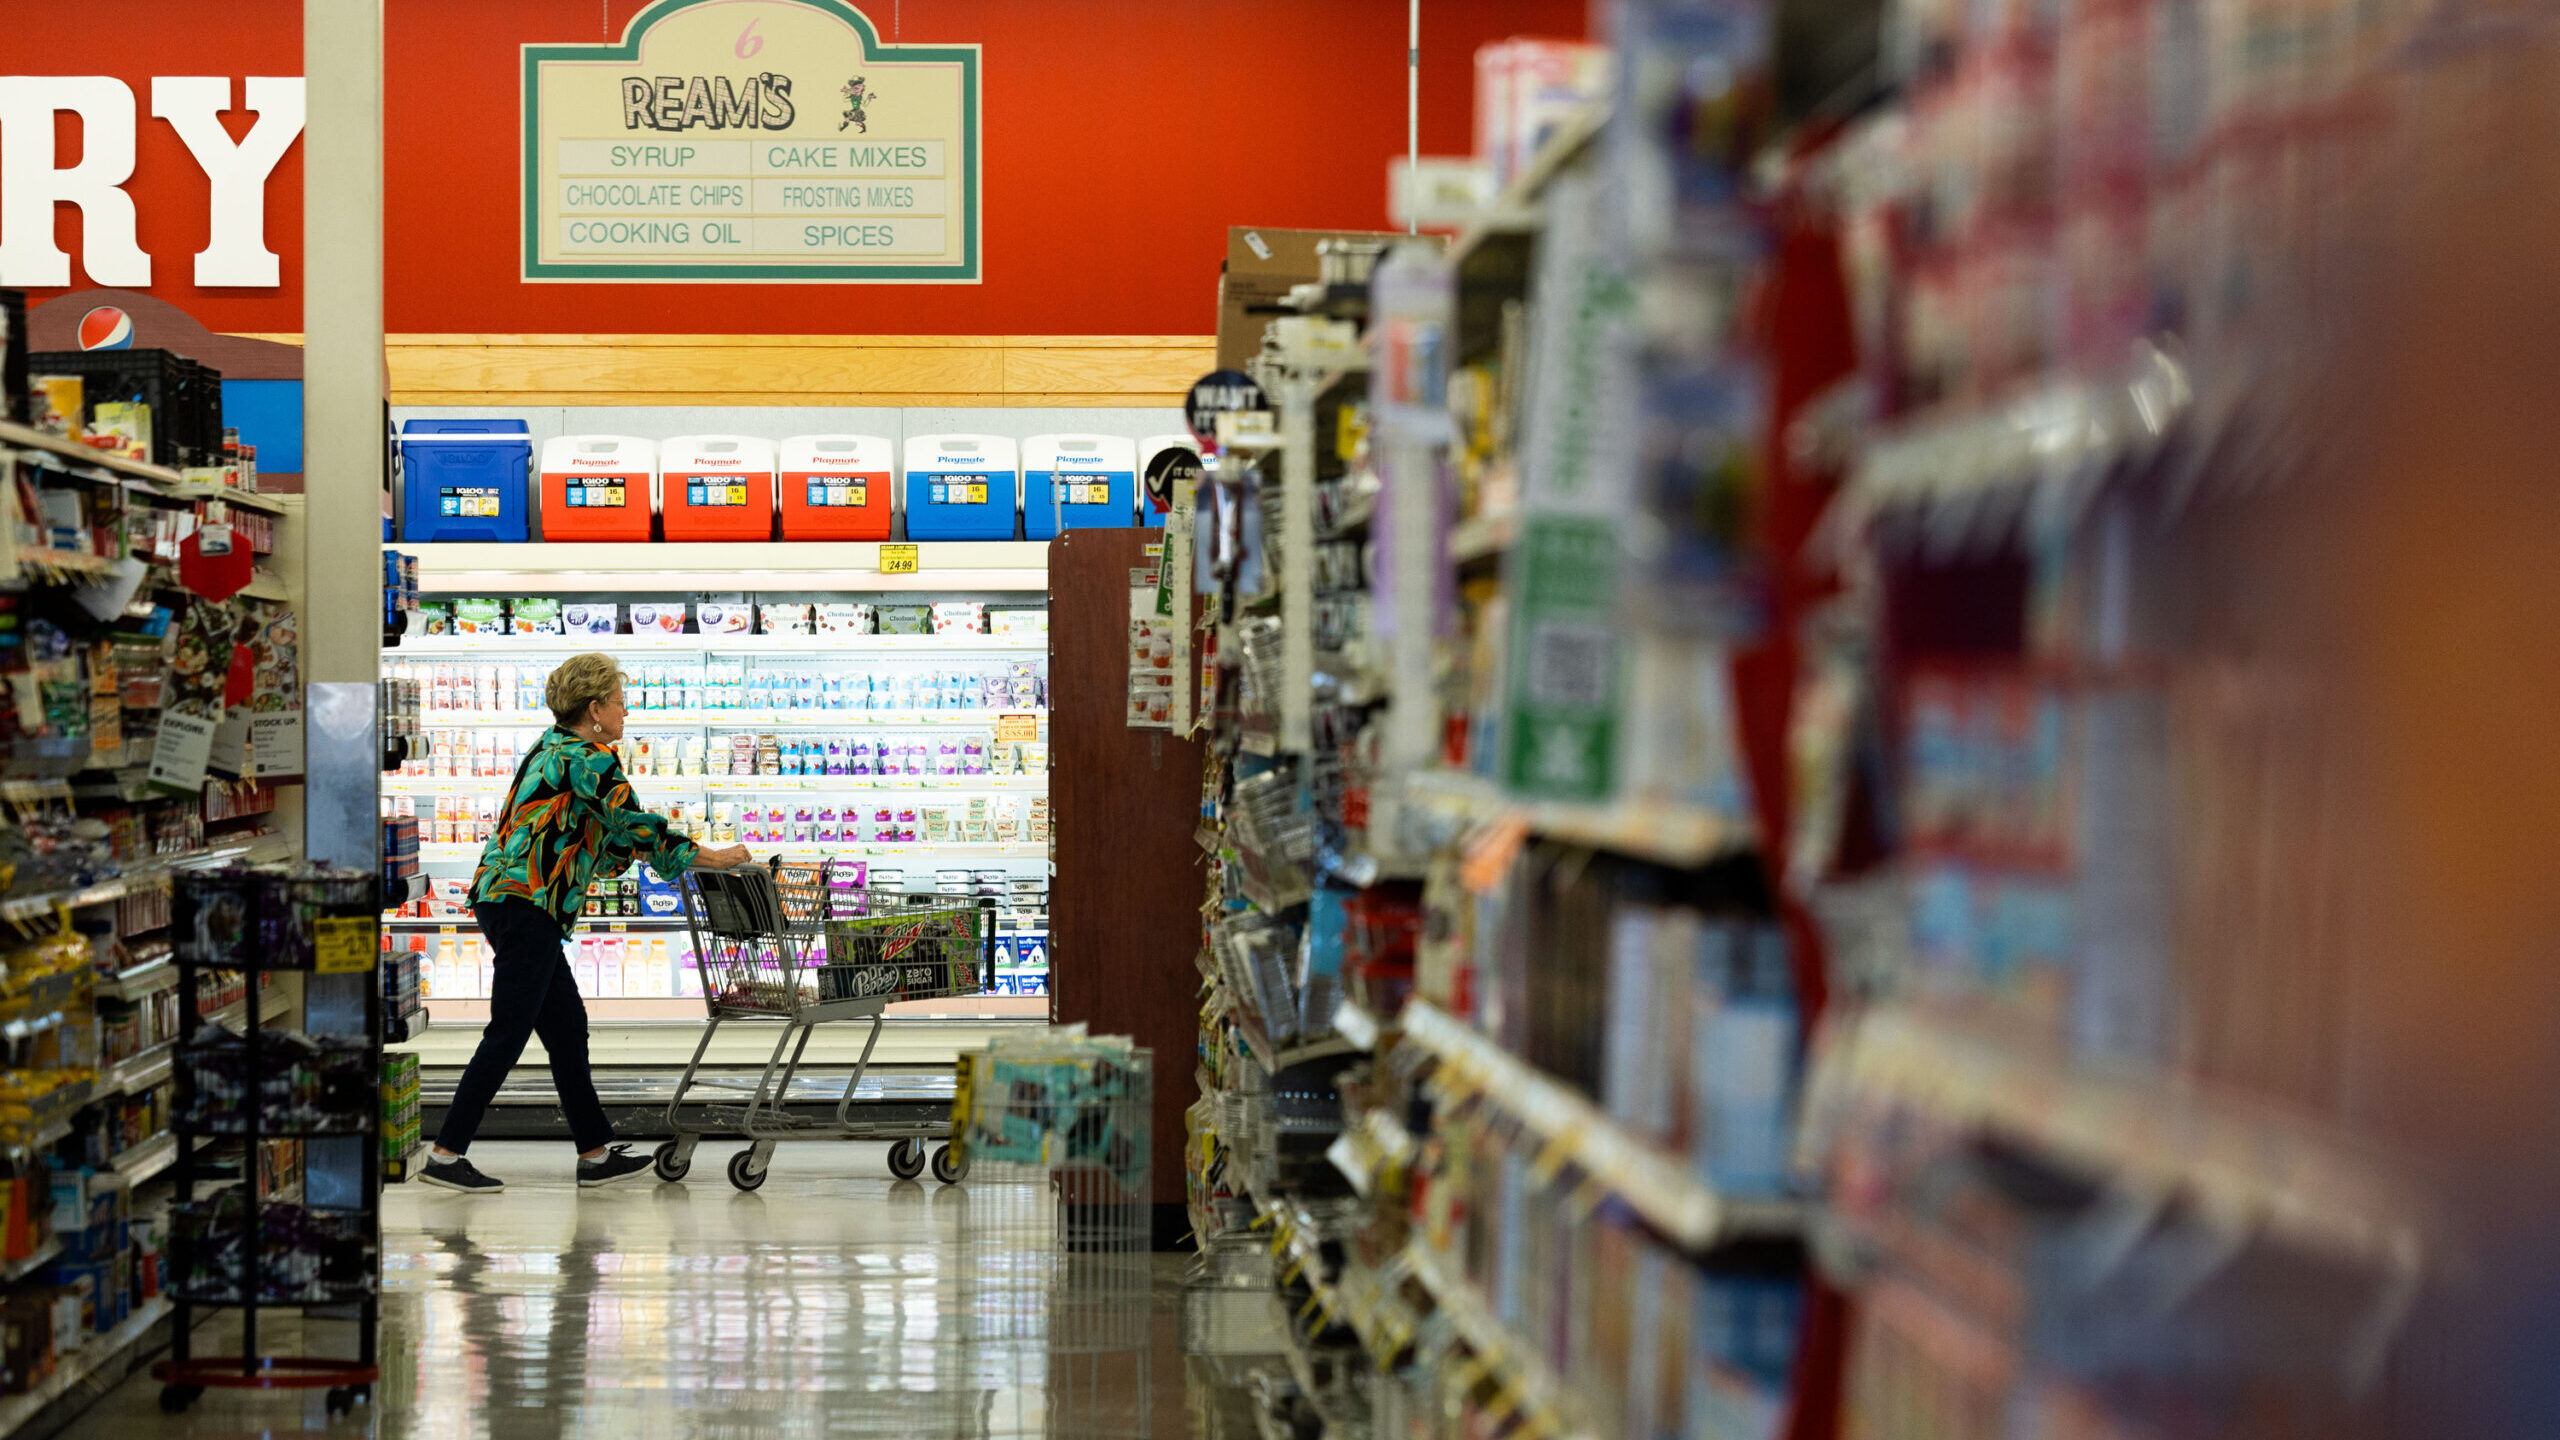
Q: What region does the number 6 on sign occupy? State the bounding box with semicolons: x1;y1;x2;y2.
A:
735;18;763;57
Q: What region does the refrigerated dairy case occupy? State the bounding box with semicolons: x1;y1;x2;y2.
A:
379;568;1056;1135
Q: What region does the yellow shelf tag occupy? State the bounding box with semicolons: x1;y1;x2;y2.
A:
314;916;375;975
879;543;920;575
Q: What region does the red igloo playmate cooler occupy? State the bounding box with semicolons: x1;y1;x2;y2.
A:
660;435;776;542
539;435;655;542
778;435;894;541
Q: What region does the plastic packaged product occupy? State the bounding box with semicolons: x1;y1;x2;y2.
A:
962;737;987;774
511;598;564;635
931;602;987;635
1009;661;1041;708
991;798;1021;842
563;602;618;635
758;603;814;636
905;743;928;776
935;741;959;775
816;604;873;635
1023;742;1048;772
415;601;452;636
629;603;686;634
989;608;1048;638
825;738;847;774
453;598;507;635
877;605;931;635
942;671;967;710
696;602;752;635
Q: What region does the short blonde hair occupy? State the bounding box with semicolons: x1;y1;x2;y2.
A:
547;653;624;725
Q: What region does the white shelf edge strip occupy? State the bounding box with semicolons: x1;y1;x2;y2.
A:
1403;999;1798;1249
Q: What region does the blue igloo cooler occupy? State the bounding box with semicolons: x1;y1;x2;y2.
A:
399;418;532;543
1022;434;1139;540
902;434;1020;541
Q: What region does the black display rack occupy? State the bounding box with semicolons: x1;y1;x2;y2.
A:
154;866;382;1417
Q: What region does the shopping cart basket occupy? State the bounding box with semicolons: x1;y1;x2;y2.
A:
653;859;997;1191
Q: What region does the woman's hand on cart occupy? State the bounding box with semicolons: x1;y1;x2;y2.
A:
695;844;754;870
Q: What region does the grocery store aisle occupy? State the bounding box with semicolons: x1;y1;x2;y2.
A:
66;1141;1185;1438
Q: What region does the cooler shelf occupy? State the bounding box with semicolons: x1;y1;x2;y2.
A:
392;541;1052;593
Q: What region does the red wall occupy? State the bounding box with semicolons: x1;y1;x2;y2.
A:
0;8;302;334
6;0;1587;336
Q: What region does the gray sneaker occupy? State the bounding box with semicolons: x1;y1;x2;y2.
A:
419;1154;503;1193
577;1144;653;1188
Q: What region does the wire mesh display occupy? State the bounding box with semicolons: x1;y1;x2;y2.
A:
948;1036;1158;1438
172;864;377;971
1226;769;1315;912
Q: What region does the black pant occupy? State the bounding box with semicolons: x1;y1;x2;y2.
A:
435;900;613;1156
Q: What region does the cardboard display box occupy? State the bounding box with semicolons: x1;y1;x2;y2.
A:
1216;226;1417;372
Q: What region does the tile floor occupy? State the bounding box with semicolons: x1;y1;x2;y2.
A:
62;1141;1193;1438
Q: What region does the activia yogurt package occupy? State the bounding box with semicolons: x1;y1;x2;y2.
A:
453;598;507;635
511;598;564;635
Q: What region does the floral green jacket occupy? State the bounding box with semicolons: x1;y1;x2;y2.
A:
469;726;699;928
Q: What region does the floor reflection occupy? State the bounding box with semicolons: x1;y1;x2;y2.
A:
59;1141;1184;1439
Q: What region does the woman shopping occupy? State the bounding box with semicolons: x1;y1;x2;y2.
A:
421;653;750;1193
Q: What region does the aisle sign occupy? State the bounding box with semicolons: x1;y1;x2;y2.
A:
523;0;982;282
878;542;920;574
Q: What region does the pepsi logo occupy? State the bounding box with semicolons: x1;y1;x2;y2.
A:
77;306;134;350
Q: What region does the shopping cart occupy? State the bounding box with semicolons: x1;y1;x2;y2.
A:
652;858;996;1191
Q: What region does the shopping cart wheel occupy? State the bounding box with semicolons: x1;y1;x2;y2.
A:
887;1138;926;1180
727;1149;769;1192
652;1140;692;1182
930;1143;968;1184
158;1385;202;1413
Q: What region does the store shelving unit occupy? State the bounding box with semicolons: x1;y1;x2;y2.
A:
0;374;311;1440
0;1299;175;1436
1179;80;1825;1438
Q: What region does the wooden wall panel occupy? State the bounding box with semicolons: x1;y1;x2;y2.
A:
1046;529;1206;1245
228;333;1215;408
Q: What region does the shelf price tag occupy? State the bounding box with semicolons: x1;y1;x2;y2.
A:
314;916;375;975
878;543;921;575
993;713;1040;744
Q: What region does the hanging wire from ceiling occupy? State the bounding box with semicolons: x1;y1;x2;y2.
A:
1408;0;1420;234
